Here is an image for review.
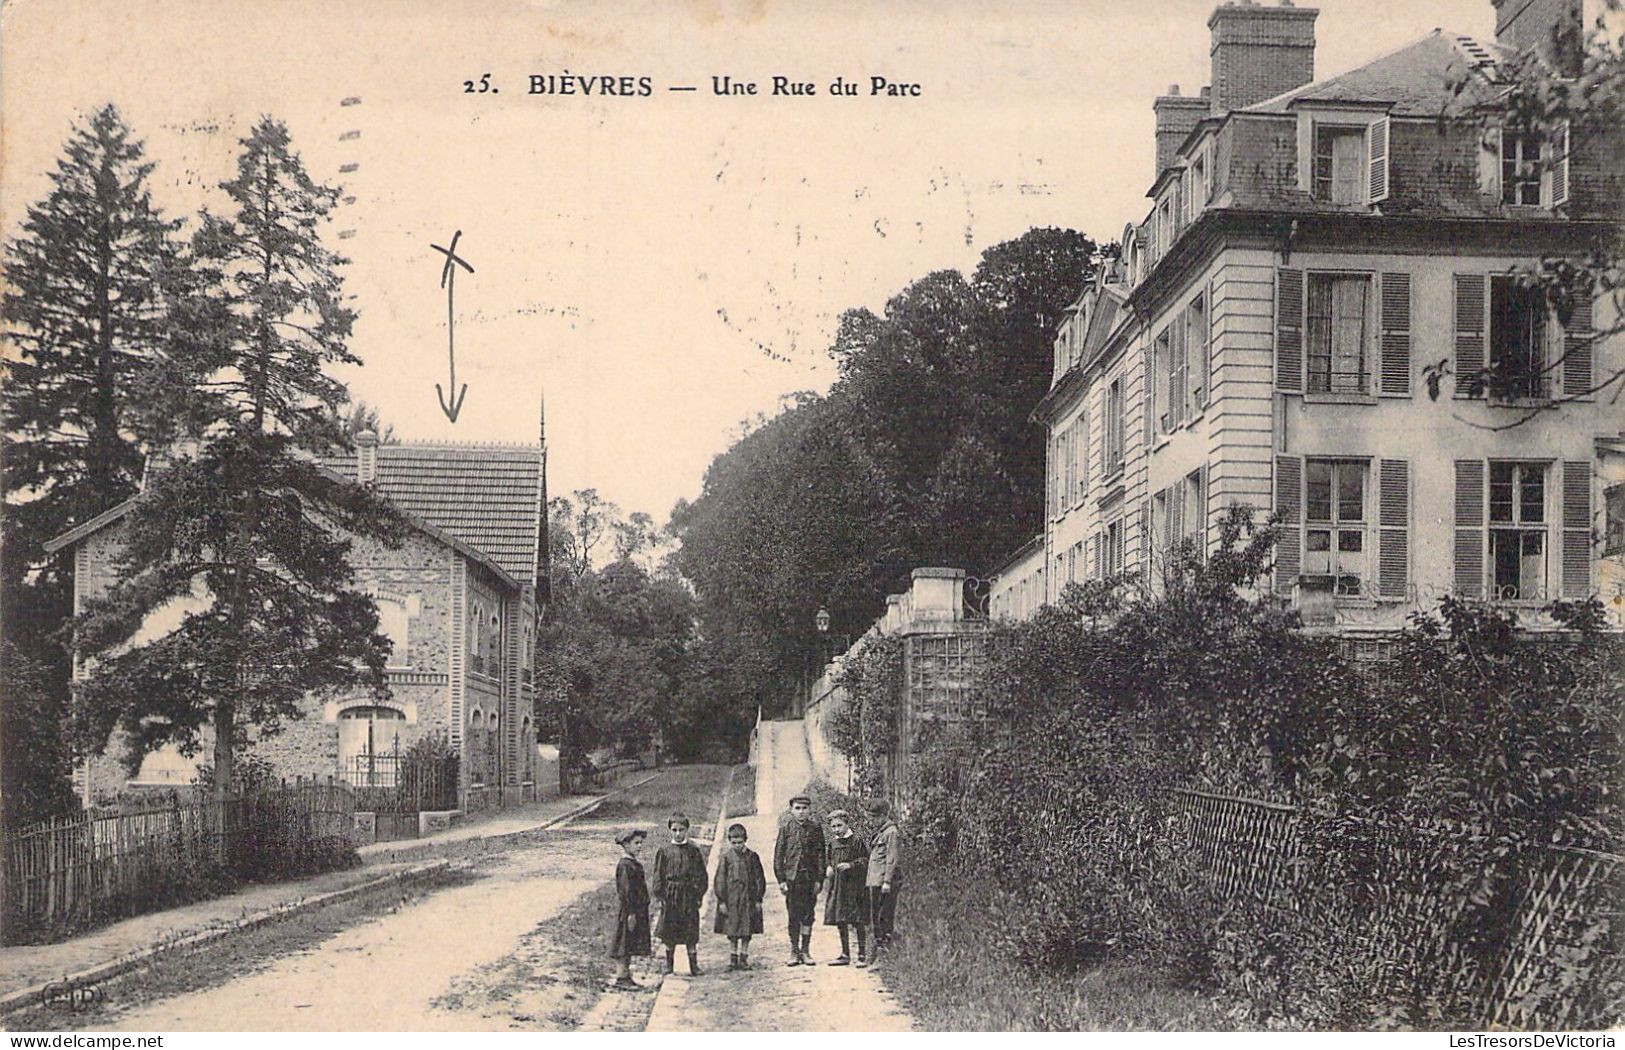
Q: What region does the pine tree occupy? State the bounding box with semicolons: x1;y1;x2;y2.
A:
73;117;404;796
0;105;191;824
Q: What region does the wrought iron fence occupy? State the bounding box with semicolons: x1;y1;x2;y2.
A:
1163;787;1624;1029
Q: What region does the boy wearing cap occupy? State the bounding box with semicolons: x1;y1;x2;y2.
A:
712;822;766;970
609;829;651;989
651;811;709;976
773;793;824;966
864;798;902;967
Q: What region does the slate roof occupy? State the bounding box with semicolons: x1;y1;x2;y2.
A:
1243;30;1516;117
321;442;543;582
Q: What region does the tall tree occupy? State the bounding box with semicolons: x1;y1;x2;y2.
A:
72;118;403;796
671;229;1097;716
0;105;191;824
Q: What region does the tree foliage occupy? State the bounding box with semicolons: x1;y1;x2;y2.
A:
671;228;1098;717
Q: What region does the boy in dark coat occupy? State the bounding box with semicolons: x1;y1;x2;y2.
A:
822;809;870;966
864;798;902;967
712;822;766;970
773;793;825;966
651;811;709;976
609;828;651;989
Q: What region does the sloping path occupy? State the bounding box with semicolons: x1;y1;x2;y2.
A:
645;721;913;1032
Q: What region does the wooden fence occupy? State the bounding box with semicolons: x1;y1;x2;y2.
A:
2;780;356;945
1165;787;1624;1029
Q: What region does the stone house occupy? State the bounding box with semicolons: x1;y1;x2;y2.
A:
991;0;1625;640
46;430;549;811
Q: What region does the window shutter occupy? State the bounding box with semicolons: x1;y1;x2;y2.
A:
1562;460;1592;598
1478;127;1503;199
1274;457;1302;595
1169;479;1185;555
1454;460;1485;597
1139;497;1152;578
1143;345;1157;446
1367;116;1391;204
1171;317;1187;428
1201;281;1214;408
1562;294;1594;398
1093;533;1103;579
1379;272;1412;396
1378;459;1410;599
1453;274;1486;399
1277;269;1304;393
1080;409;1091;498
1064;423;1077;507
1195;464;1209;560
1552;121;1570;208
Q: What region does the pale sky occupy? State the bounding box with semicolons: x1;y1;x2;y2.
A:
1;0;1497;524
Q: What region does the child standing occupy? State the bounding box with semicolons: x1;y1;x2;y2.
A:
651;811;709;976
712;822;766;970
773;793;825;966
864;798;902;967
609;828;651;990
822;809;870;966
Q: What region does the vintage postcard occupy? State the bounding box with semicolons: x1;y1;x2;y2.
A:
2;0;1622;1037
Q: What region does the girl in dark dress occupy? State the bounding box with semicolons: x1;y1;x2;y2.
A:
609;829;651;990
822;809;870;965
651;811;709;976
712;822;767;970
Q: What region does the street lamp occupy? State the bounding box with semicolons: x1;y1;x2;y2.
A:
815;607;831;635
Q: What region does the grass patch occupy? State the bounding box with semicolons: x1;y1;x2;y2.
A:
802;777;1233;1031
580;764;732;828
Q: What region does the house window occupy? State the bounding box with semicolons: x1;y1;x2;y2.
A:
1489;461;1548;600
1307;274;1369;393
1105;518;1124;577
1183;469;1205;551
1189;155;1207;219
1606;483;1625;557
1153;328;1171;433
1314;125;1367;204
1502;132;1544;206
1074;410;1089;503
1187;293;1208;411
1489;275;1549;400
1106;378;1125;475
375;596;412;669
1304;459;1367;595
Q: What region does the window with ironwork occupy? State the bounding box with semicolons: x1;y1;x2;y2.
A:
1304;459;1367;596
1307;274;1369;393
1489;461;1548;600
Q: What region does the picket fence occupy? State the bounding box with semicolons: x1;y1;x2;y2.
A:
2;780;356;945
1165;787;1623;1029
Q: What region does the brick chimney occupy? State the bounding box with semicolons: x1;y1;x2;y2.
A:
355;429;379;484
1208;0;1319;115
1153;84;1210;180
1492;0;1584;76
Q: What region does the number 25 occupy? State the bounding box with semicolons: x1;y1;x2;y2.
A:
464;74;493;94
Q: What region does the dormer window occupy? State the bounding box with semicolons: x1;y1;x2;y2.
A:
1502;132;1543;206
1482;124;1570;208
1314;125;1366;204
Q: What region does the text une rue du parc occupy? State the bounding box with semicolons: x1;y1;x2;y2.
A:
462;72;924;97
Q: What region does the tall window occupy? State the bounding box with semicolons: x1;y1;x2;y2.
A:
1489;275;1548;399
1153;328;1171;432
1304;459;1367;596
1183;469;1205;551
1489;461;1547;600
1187;294;1208;410
1106;378;1125;474
1607;483;1625;557
1307;274;1369;393
1314;126;1367;204
1105;518;1124;577
1501;132;1543;206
